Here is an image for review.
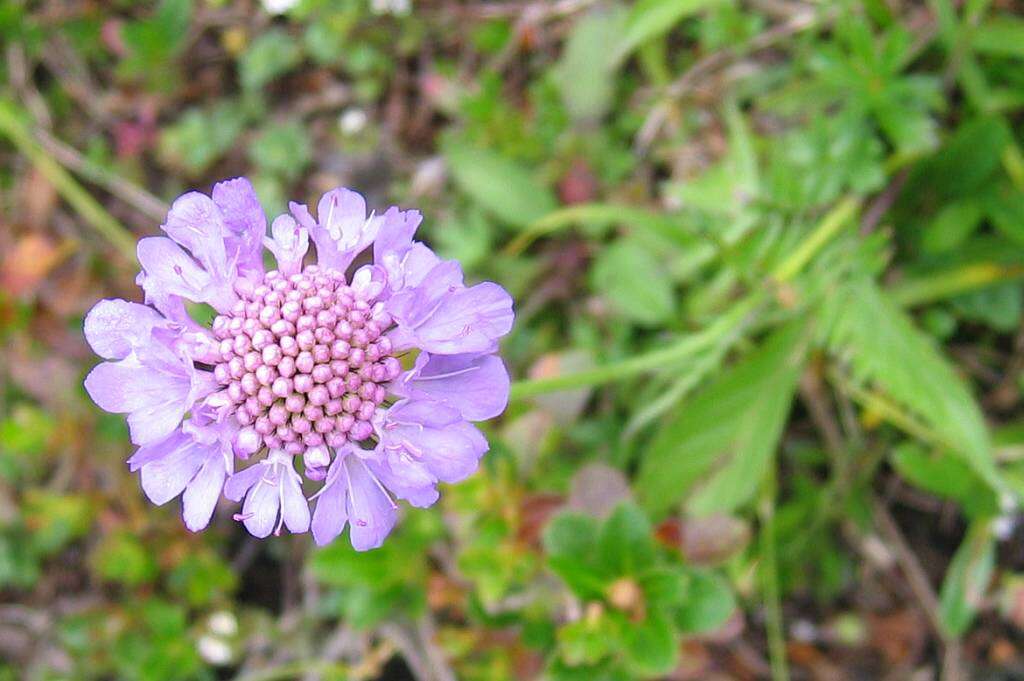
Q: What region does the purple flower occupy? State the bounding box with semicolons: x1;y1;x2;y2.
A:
84;178;513;549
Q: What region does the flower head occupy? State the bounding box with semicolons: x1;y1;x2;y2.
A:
84;178;513;549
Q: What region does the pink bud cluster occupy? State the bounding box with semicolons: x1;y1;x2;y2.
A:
211;266;401;469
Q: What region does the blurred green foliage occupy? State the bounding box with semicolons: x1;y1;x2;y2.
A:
3;0;1024;679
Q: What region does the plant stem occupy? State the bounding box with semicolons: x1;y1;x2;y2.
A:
503;202;698;256
0;99;137;261
760;468;790;681
889;262;1024;308
771;196;860;283
509;196;859;401
509;294;760;400
828;368;952;451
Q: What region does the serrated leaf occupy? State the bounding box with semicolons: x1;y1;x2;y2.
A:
443;142;558;228
612;0;721;65
939;521;996;637
824;277;1001;488
591;238;676;326
637;320;808;516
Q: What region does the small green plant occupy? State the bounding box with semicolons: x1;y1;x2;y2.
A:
544;504;735;678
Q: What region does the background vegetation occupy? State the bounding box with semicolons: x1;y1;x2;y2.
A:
3;0;1024;679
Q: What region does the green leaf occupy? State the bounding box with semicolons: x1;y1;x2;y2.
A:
239;29;302;91
620;610;678;677
938;521;996;637
612;0;721;65
591;238;676;326
434;208;494;270
823;277;1001;489
639;568;689;609
159;102;247;174
91;530;158;587
166;551;237;608
972;15;1024;59
906;118;1010;202
950;282;1023;332
117;0;192;91
597;504;657;576
891;443;999;517
544;513;609;598
558;615;618;667
443;141;557;228
637;320;808;516
250;121;312;182
921;199;983;254
23;490;93;555
544;512;600;558
673;570;736;634
984;186;1024;245
553;7;628;120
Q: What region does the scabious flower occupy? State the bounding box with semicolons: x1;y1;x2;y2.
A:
84;179;513;549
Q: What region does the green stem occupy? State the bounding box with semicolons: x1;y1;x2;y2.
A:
760;469;790;681
509;196;859;401
0;99;136;261
889;262;1024;308
503;203;698;256
829;369;952;452
771;197;860;283
509;294;760;401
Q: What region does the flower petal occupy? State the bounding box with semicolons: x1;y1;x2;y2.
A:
162;192;232;280
373;206;422;263
382;400;488;484
223;463;265;502
407;282;514;354
84;299;166;360
264;214;308;276
344;457;397;551
241;472;281;539
394;352;509;421
311;457;349;547
365;454;439;508
296;188;382;271
212;177;266;280
280;464;311;533
127;429;189;471
138;437;207;505
84;353;198;445
182;452;229;532
137;237;237;312
411;419;488;484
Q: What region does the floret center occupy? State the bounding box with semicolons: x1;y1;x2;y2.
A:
211;266;400;458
